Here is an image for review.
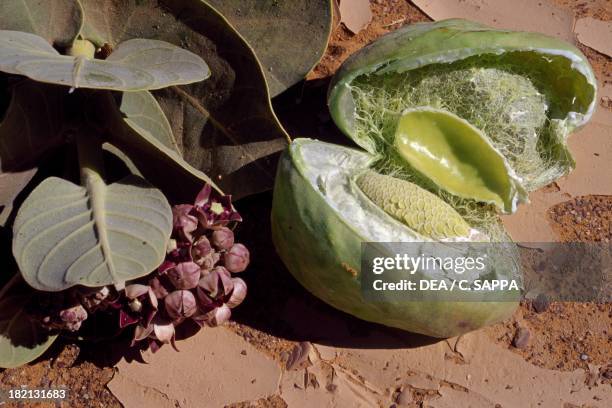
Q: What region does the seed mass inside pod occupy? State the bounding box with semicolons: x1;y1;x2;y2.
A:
355;169;473;240
351;51;594;197
287;139;484;243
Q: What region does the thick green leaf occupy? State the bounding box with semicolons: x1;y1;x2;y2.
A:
205;0;333;96
12;175;172;291
80;0;289;199
102;90;221;202
0;0;83;46
0;169;36;228
0;276;58;368
119;91;180;153
102;143;143;178
0;31;210;91
0;79;66;172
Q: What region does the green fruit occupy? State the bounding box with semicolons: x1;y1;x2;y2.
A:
272;19;596;337
271;139;519;338
393;107;527;213
329;19;597;197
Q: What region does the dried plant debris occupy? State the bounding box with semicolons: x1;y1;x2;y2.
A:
339;0;373;34
574;17;612;57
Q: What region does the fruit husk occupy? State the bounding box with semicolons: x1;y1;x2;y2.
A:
271;139;518;338
327;19;597;192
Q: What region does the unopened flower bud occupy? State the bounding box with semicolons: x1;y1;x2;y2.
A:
59;305;88;331
211;227;235;251
206;304;231;327
167;262;201;290
227;278;247;308
152;316;175;344
164;290;197;320
224;243;250;273
191;236;213;264
198;266;233;298
173;204;198;241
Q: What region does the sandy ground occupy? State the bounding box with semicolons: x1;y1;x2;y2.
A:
0;1;610;407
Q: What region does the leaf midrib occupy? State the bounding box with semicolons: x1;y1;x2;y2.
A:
84;169;120;288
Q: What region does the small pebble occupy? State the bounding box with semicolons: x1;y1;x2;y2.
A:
326;383;337;393
512;327;530;349
396;388;413;405
532;293;550;313
52;344;80;369
580;353;589;361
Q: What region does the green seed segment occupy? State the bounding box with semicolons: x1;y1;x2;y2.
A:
356;170;472;240
394;107;524;213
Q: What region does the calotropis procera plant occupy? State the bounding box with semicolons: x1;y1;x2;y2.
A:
105;185;248;351
272;20;597;338
0;0;272;369
2;184;250;366
0;0;297;203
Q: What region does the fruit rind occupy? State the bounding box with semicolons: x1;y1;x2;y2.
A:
271;139;518;338
329;19;596;142
328;19;597;192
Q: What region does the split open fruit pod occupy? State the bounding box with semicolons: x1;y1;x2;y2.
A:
271;19;597;338
329;18;597;205
271;139;521;338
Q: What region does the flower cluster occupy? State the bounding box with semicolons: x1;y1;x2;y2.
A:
28;185;249;352
29;286;114;332
119;185;250;351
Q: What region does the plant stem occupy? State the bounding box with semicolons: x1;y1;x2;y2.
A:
76;131;122;290
0;273;22;299
76;132;105;186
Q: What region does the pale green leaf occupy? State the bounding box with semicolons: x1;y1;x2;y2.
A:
205;0;333;96
79;0;289;199
119;91;180;153
100;91;220;202
12;175;173;291
102;143;144;178
0;31;210;91
0;276;58;369
0;0;83;46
